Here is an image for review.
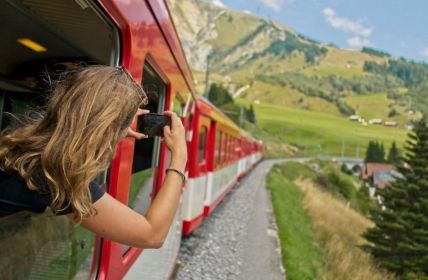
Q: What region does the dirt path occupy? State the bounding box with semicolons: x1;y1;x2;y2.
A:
175;160;285;280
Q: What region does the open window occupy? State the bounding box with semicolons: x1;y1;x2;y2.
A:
0;0;119;278
123;63;166;254
127;63;166;213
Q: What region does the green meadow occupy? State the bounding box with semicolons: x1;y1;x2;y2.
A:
238;99;408;157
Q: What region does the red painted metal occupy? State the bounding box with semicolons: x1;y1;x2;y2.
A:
93;0;195;279
182;212;204;236
85;0;264;278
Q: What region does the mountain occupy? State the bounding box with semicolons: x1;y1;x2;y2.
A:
169;0;428;124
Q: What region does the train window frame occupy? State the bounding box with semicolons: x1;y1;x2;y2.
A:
214;129;222;168
0;0;120;274
123;62;167;256
198;126;208;164
221;134;226;165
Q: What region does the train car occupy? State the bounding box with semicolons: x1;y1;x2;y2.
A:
182;97;241;235
0;0;263;279
182;97;263;235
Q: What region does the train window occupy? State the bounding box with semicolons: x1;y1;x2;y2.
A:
0;91;107;279
123;63;166;254
229;138;232;161
198;126;207;163
231;138;235;160
227;136;231;162
0;0;119;278
221;134;227;164
214;130;222;167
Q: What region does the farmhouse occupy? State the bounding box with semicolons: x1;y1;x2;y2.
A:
361;163;398;196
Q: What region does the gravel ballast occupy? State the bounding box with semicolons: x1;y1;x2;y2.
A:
175;160;285;280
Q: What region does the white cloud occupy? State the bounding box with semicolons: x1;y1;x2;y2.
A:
421;48;428;57
322;8;372;37
212;0;226;8
322;7;373;49
347;36;372;48
258;0;284;12
243;10;252;14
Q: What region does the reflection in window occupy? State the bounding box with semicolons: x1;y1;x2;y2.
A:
0;212;97;279
0;92;103;279
0;0;120;276
198;127;207;163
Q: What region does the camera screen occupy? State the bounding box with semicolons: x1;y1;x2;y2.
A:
138;113;171;137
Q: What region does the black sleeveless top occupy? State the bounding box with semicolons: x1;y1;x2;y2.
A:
0;170;105;217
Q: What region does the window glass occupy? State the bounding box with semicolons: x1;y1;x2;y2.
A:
221;134;227;164
232;138;235;159
228;136;232;162
123;63;166;254
214;130;221;167
198;126;207;163
0;91;104;279
0;0;119;277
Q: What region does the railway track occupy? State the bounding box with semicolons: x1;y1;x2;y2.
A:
174;160;286;280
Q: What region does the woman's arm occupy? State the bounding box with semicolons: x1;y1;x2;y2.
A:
78;111;187;248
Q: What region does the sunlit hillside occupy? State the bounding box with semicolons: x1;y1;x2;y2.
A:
168;0;426;156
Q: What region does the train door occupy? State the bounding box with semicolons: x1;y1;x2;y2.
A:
181;114;211;235
197;115;211;181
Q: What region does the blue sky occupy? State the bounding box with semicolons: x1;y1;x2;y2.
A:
209;0;428;63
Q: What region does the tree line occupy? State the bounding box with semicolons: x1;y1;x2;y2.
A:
364;58;428;116
207;83;256;125
364;140;400;165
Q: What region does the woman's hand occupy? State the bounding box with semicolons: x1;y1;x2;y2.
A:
163;111;187;170
127;109;149;139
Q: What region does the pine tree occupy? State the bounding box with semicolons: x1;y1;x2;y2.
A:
208;83;233;107
363;118;428;278
365;141;375;163
365;140;386;163
379;142;385;162
387;141;401;165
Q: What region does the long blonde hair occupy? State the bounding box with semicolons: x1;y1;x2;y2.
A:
0;65;146;222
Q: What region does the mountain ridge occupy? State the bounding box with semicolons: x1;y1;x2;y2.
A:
168;0;423;126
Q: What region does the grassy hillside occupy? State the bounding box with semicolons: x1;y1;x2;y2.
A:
169;0;423;156
238;99;407;157
344;93;416;123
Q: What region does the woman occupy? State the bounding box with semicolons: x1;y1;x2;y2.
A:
0;65;187;249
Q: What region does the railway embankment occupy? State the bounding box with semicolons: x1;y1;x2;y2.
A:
175;160;285;280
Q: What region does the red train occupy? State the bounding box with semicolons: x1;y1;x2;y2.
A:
0;0;263;279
